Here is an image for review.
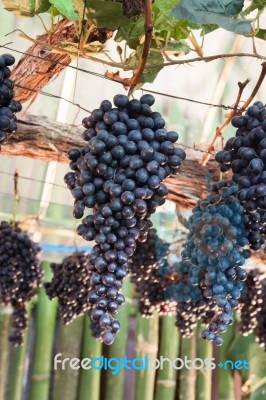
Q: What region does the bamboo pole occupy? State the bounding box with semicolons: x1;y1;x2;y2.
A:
0;306;12;400
53;318;84;400
178;335;197;400
77;315;102;400
105;278;132;400
29;262;58;400
217;325;235;400
8;305;31;400
196;325;213;400
135;312;159;400
155;315;179;400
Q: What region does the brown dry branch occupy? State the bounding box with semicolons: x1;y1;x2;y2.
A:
11;20;113;103
0;114;220;209
201;62;266;167
201;78;250;166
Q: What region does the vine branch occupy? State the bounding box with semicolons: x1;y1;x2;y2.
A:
126;0;153;89
201;62;266;166
149;52;266;68
105;0;153;90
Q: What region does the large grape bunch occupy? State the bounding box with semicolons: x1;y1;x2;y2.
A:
0;221;43;345
215;101;266;251
0;53;22;145
129;228;176;317
167;179;250;345
65;94;185;344
239;268;263;336
45;252;91;324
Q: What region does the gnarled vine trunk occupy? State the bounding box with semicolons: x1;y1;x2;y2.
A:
0;114;220;209
11;20;113;103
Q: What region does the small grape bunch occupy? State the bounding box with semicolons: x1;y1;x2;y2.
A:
128;228;175;317
166;260;217;339
0;221;43;345
254;278;266;348
239;268;263;336
45;252;92;324
0;53;22;145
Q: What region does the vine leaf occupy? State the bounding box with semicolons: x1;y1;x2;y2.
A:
125;47;164;85
155;0;181;15
227;334;266;398
2;0;50;16
171;0;251;34
49;0;79;21
86;1;129;29
241;0;266;17
256;29;266;40
115;17;144;50
72;0;86;17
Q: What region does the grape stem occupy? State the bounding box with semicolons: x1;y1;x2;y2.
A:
201;62;266;166
105;0;153;91
127;0;153;91
11;169;20;226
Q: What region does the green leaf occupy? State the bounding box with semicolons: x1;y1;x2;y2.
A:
227;332;266;398
49;0;79;21
164;40;190;54
115;17;144;49
171;0;252;34
201;23;219;35
124;44;164;85
140;50;164;84
2;0;50;16
72;0;86;17
241;0;266;17
87;1;129;29
155;0;180;15
256;28;266;40
49;4;60;16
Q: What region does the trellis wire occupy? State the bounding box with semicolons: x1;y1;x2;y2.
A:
0;43;242;111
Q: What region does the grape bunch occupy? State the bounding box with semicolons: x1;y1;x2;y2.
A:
45;252;91;324
239;268;263;336
166;259;217;338
65;93;185;344
215;101;266;250
237;269;266;348
0;53;22;145
0;221;43;345
167;179;250;345
254;278;266;348
129;228;176;317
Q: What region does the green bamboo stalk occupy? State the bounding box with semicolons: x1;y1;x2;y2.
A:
196;325;213;400
29;262;58;400
53;317;84;400
106;278;132;400
0;306;12;400
135;312;159;400
77;315;102;400
218;324;235;400
179;334;197;400
155;315;179;400
8;305;32;400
